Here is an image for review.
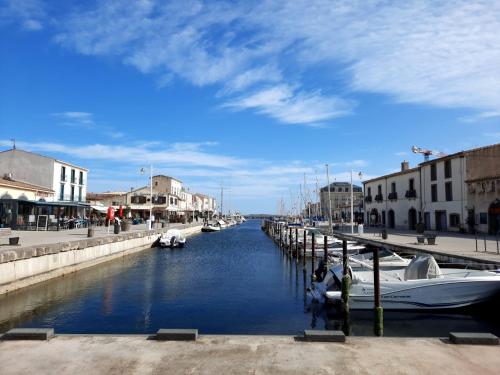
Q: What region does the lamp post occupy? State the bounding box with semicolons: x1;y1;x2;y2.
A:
350;170;363;234
325;164;333;233
140;165;153;230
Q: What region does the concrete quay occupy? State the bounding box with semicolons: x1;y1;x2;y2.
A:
0;223;203;295
334;227;500;268
0;334;499;375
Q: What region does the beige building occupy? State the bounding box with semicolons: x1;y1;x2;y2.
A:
320;182;363;222
363;143;500;234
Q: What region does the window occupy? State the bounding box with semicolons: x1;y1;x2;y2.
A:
61;166;66;181
444;160;452;179
78;187;82;202
445;182;453;201
155;181;158;186
70;186;75;201
377;185;382;195
409;178;414;191
391;182;396;193
430;164;437;181
170;197;174;205
431;184;437;202
449;213;460;227
345;187;348;192
367;187;371;196
79;171;83;185
60;184;64;200
71;169;76;184
479;213;488;225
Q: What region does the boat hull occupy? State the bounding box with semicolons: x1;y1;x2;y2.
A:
333;279;500;310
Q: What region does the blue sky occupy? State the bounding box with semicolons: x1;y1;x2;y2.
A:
1;0;499;213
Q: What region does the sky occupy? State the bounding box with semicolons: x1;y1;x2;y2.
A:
1;0;499;214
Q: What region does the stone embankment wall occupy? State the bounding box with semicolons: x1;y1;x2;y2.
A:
0;226;202;295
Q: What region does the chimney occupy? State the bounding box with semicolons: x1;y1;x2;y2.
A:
401;160;410;171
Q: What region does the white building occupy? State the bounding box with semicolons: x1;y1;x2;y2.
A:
363;144;500;233
364;161;421;230
0;148;88;203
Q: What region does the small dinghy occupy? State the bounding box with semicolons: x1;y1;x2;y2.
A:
159;229;186;248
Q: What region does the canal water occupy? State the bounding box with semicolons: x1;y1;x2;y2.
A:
1;219;499;336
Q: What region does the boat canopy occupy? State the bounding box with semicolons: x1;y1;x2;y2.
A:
404;255;442;280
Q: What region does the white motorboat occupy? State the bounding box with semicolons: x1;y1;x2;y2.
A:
310;255;500;310
344;248;412;270
159;229;186;248
202;224;221;232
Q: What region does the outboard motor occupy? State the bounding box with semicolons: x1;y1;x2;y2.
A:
170;236;176;247
314;260;326;282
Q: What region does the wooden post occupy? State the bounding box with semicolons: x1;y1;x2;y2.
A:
295;227;299;259
279;224;282;249
373;247;383;336
323;235;328;272
303;229;307;265
289;227;292;255
341;240;350;314
311;232;315;280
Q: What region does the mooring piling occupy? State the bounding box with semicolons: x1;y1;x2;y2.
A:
303;229;307;266
323;235;328;273
311;232;315;281
373;247;383;336
341;239;350;316
295;227;299;260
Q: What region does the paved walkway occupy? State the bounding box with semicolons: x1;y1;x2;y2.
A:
335;226;500;266
0;335;498;375
0;222;203;252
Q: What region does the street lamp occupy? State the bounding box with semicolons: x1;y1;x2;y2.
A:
325;164;333;233
140;165;153;230
350;170;363;234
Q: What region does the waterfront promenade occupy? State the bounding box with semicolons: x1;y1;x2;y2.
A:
334;226;500;267
0;222;201;252
0;334;498;375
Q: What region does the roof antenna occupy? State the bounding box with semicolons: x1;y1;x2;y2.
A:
11;139;16;149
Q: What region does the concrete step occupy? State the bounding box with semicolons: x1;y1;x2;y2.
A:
449;332;499;345
156;329;198;341
2;328;54;341
303;330;345;343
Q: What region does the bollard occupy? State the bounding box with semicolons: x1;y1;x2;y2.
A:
475;231;478;252
295;227;299;260
311;232;315;281
373;247;383;336
484;235;487;252
87;227;94;238
289;227;293;255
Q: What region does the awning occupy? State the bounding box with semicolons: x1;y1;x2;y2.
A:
91;205;108;213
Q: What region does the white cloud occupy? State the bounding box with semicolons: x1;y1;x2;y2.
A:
395;151;408;157
224;85;353;125
0;0;45;31
46;0;500;124
53;111;95;128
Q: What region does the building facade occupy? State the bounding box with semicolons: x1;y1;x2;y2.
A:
363;144;500;233
320;182;363;221
0;148;90;229
0;148;88;203
364;162;421;229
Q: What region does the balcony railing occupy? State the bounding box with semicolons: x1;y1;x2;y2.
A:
405;189;417;199
374;194;383;202
364;195;372;203
388;192;398;201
